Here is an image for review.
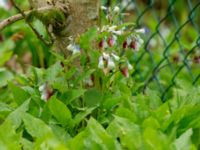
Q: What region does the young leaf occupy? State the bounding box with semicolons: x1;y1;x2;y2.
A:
9;82;30;105
48;96;72;126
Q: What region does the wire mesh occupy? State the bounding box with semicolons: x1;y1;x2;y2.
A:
112;0;200;100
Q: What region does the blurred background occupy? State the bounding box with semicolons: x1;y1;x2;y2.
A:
0;0;200;100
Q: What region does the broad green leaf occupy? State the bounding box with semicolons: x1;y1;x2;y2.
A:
0;68;13;87
60;89;86;104
45;61;63;82
107;116;142;150
143;127;172;150
20;138;34;150
84;88;103;107
23;113;69;150
0;121;21;150
102;96;121;110
48;96;72;126
174;129;193;150
50;124;71;144
23;113;53;138
79;27;98;50
6;99;30;129
9;82;30;105
142;117;160;129
72;107;97;126
0;101;13;113
67;118;121;150
115;107;137;123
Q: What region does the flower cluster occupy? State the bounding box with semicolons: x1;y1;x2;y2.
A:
65;5;147;78
97;22;146;77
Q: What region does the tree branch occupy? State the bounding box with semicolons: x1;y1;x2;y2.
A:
0;6;53;31
10;0;53;46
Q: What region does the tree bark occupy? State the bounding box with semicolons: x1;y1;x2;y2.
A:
31;0;101;55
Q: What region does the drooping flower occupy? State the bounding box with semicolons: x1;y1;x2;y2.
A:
99;39;108;49
111;53;120;61
107;57;115;70
120;67;129;78
113;6;120;14
127;61;133;70
101;6;107;10
39;83;53;102
67;44;80;55
98;56;104;69
107;35;117;47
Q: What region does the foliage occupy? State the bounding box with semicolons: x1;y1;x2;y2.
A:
0;0;200;150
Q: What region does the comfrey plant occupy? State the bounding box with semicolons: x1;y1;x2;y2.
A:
39;6;147;101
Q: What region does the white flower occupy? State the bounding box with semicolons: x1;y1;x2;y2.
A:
67;44;80;54
107;58;115;69
101;6;107;10
138;37;144;45
111;53;120;61
39;84;46;92
127;61;133;70
108;25;117;32
112;30;123;35
98;56;104;69
135;28;146;34
127;36;132;45
103;52;110;59
41;92;48;101
113;6;120;13
84;77;93;86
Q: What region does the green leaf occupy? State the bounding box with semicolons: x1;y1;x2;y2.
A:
9;82;30;105
23;113;68;150
48;96;72;126
72;107;97;126
83;88;103;107
79;27;98;50
115;107;137;123
6;100;30;129
0;68;13;87
23;113;53;138
0;121;21;150
107;116;142;150
45;61;63;82
174;129;193;150
143;127;171;150
67;118;121;150
60;89;86;105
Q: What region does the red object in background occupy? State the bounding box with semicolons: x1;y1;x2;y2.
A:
46;88;54;101
120;67;129;78
99;39;104;49
129;40;136;49
123;40;128;49
193;56;200;64
172;55;180;64
107;36;115;47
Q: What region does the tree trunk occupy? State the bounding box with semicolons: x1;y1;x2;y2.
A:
31;0;100;55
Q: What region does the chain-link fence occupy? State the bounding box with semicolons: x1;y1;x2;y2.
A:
107;0;200;100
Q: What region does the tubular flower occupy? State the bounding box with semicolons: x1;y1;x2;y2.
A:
107;35;117;47
98;56;104;69
67;44;80;55
107;57;115;70
39;83;53;102
111;53;120;61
